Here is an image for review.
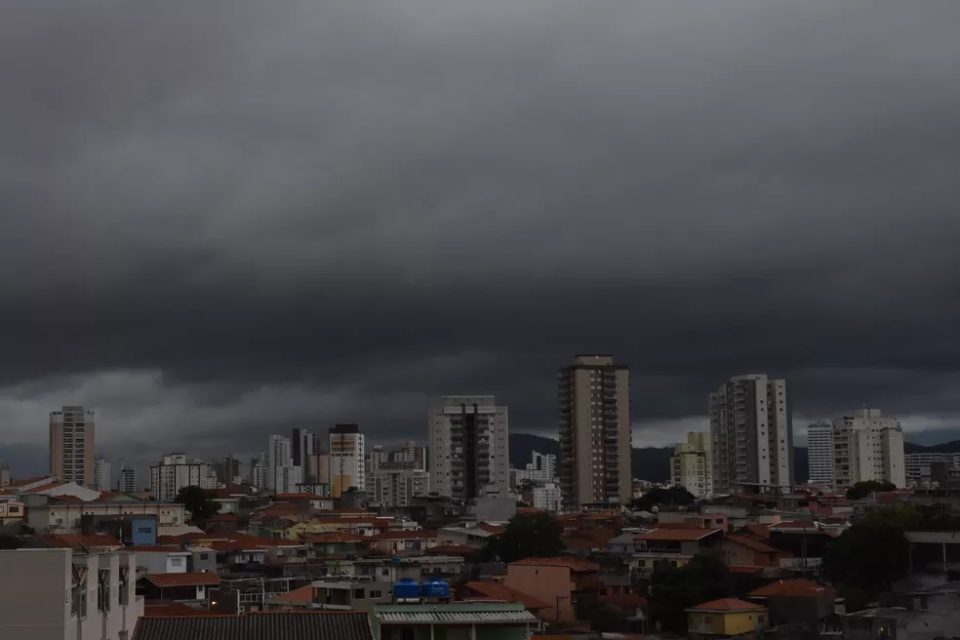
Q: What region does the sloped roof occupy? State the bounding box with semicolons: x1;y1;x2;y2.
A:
509;557;599;573
640;528;721;542
267;585;316;606
133;612;372;640
40;534;121;549
373;529;436;541
724;533;780;553
373;603;537;625
463;581;550;610
142;572;221;588
749;578;834;598
688;598;766;612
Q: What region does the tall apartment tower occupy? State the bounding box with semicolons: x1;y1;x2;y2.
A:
429;396;509;502
710;374;793;495
292;428;317;482
49;406;96;487
118;465;137;492
832;408;905;489
806;422;835;487
670;431;713;499
558;355;632;509
94;458;112;492
267;435;303;493
329;424;365;497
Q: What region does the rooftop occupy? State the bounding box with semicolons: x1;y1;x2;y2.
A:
749;578;834;598
509;557;600;573
133;612;371;640
688;598;766;612
463;580;550;610
142;572;222;588
639;528;721;542
373;602;539;625
724;533;781;553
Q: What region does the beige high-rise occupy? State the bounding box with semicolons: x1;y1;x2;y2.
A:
558;355;631;509
49;406;96;488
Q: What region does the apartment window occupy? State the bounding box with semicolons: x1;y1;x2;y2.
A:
369;590;382;598
354;588;365;599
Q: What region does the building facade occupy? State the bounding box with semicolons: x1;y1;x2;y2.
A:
94;458;111;492
149;453;218;502
532;482;563;512
429;396;509;502
118;466;136;493
710;374;793;495
670;431;713;498
0;548;142;640
367;442;430;508
806;422;835;487
49;406;96;488
832;409;905;489
905;452;960;487
512;450;557;486
558;355;632;509
329;424;365;497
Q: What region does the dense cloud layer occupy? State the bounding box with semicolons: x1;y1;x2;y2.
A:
1;1;959;475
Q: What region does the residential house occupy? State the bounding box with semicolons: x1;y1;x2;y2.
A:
719;534;785;573
302;532;368;558
137;572;221;603
0;494;25;525
133;611;373;640
461;580;551;617
370;602;538;640
626;528;723;576
438;522;505;549
369;529;439;556
748;578;836;632
686;598;769;639
130;547;192;575
504;557;601;623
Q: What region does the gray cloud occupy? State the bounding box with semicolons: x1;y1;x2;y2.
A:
1;1;960;474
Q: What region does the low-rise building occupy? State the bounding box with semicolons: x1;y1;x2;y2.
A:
133;611;372;640
686;598;768;639
26;496;186;533
625;527;723;576
0;547;142;640
748;578;836;633
503;556;600;623
137;572;221;603
370;602;537;640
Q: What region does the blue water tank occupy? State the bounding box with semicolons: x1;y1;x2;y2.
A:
393;579;421;601
420;579;451;599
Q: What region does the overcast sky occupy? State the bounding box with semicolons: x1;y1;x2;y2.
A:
2;1;959;476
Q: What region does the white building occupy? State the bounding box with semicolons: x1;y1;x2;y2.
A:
806;422;835;487
118;465;136;493
292;428;319;483
49;406;97;488
905;452;960;487
710;374;793;494
670;431;713;498
429;396;509;502
94;458;111;492
512;450;556;486
266;435;295;493
832;408;906;489
329;424;365;497
0;548;142;640
149;453;218;502
532;482;562;512
369;467;431;508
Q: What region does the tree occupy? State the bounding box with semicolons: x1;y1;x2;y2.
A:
174;486;220;526
483;512;564;562
0;535;23;550
649;553;732;632
823;520;909;592
846;480;896;500
630;486;695;513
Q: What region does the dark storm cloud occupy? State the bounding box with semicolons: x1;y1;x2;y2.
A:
1;0;960;470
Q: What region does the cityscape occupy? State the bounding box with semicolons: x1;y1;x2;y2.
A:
2;1;960;640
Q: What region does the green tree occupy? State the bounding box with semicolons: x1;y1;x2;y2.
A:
649;553;732;632
483;512;564;562
846;480;896;500
0;535;23;550
823;521;909;592
174;486;221;526
630;486;695;512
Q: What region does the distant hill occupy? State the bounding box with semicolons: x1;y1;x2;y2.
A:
904;440;960;454
509;433;559;467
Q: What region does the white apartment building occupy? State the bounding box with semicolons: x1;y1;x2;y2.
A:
512;450;557;486
832;409;906;489
117;466;136;493
532;482;562;512
93;458;111;492
806;422;835;487
670;431;713;498
905;452;960;487
329;424;365;497
50;406;97;488
149;453;218;502
710;374;793;494
0;548;142;640
369;467;431;508
429;396;509;502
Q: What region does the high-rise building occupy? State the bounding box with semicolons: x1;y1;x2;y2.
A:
670;432;713;499
710;374;793;495
532;482;562;512
367;441;431;508
512;450;557;486
94;457;112;492
558;355;632;509
267;435;303;494
806;422;835;487
49;406;96;488
429;396;509;502
118;464;136;492
149;453;218;502
292;428;318;482
329;424;365;497
249;453;267;491
832;409;905;489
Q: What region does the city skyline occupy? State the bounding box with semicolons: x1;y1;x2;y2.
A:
1;2;959;474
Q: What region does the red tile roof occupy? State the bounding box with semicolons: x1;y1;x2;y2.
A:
640;528;721;542
427;544;481;556
745;524;772;539
689;598;766;612
268;584;316;605
372;529;437;540
463;580;550;610
476;523;506;535
300;533;365;544
41;534;121;549
143;572;221;588
724;533;780;554
509;557;600;573
749;578;834;598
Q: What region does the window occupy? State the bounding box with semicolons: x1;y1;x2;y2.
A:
199;553;209;560
137;527;152;534
369;590;382;598
354;588;365;599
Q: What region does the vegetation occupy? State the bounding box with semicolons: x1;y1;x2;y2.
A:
482;512;564;562
0;535;23;550
649;553;732;632
630;486;695;512
174;485;221;526
846;480;896;500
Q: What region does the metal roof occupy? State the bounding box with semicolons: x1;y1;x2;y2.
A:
374;604;538;625
134;612;371;640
